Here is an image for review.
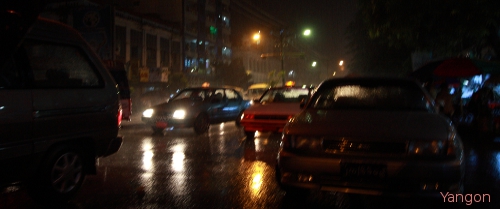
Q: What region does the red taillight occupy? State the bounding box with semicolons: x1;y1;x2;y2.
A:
117;108;123;127
243;114;254;119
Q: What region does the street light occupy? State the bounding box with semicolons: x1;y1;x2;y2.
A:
303;29;311;36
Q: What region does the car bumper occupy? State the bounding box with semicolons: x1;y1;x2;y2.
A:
142;116;195;129
277;151;464;198
240;119;288;132
103;136;123;157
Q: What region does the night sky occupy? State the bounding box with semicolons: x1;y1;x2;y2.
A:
232;0;358;62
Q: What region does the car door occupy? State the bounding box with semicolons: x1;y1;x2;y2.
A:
208;88;227;122
224;89;244;120
0;47;34;183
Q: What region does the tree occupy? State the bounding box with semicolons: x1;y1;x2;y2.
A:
214;58;252;88
346;0;500;76
359;0;500;57
346;7;413;76
267;70;284;87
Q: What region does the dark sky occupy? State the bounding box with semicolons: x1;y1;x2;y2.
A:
232;0;358;62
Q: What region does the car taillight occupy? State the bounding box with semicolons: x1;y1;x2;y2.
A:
242;113;254;119
117;108;122;127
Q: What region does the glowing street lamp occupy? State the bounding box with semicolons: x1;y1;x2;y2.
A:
312;61;317;67
253;33;260;41
303;29;311;36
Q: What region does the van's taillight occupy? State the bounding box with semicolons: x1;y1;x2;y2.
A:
117;108;123;127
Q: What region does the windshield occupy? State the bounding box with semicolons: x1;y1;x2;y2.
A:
172;89;211;102
260;88;310;103
310;83;433;111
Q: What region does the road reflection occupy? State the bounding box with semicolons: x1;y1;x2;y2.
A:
1;121;500;209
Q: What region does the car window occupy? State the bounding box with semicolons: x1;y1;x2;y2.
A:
173;89;207;101
225;89;240;101
311;83;432;111
24;40;103;88
260;88;310;103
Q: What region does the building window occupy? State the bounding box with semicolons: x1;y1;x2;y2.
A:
115;26;126;63
130;30;143;64
146;34;157;68
160;37;170;68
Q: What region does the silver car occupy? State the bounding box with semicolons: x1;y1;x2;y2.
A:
276;77;464;198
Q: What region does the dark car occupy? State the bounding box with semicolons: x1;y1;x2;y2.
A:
276;76;464;198
142;87;251;134
0;14;122;203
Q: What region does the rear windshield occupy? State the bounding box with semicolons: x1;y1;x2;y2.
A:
260;88;310;103
310;82;433;111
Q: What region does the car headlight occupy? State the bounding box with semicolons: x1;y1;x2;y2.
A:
143;109;154;118
282;135;322;151
173;109;186;119
408;140;445;155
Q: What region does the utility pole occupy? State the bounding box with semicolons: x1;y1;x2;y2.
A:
279;30;285;86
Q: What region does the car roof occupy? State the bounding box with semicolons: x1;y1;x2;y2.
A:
26;17;86;43
319;76;421;87
181;87;236;91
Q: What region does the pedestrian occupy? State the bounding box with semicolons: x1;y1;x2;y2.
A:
469;84;495;132
435;83;455;118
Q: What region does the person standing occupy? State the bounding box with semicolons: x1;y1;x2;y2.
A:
435;83;455;118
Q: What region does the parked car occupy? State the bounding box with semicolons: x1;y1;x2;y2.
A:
142;87;251;134
0;15;123;203
240;83;313;139
275;77;464;198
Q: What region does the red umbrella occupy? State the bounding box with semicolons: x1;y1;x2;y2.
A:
410;57;500;82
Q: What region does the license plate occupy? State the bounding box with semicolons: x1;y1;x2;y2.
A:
156;121;168;128
341;163;387;180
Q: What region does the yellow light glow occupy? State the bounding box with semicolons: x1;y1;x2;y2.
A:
253;33;260;40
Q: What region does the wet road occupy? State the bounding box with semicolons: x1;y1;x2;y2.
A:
1;119;500;209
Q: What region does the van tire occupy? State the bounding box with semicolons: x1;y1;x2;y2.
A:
28;145;86;204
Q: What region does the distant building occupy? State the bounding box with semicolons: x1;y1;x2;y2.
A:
43;0;232;88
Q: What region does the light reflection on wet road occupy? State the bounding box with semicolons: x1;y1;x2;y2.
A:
1;121;500;209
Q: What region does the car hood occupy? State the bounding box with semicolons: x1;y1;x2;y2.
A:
285;109;452;141
244;102;301;115
153;98;200;111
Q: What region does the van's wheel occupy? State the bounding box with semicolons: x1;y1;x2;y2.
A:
194;113;210;134
28;145;86;204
